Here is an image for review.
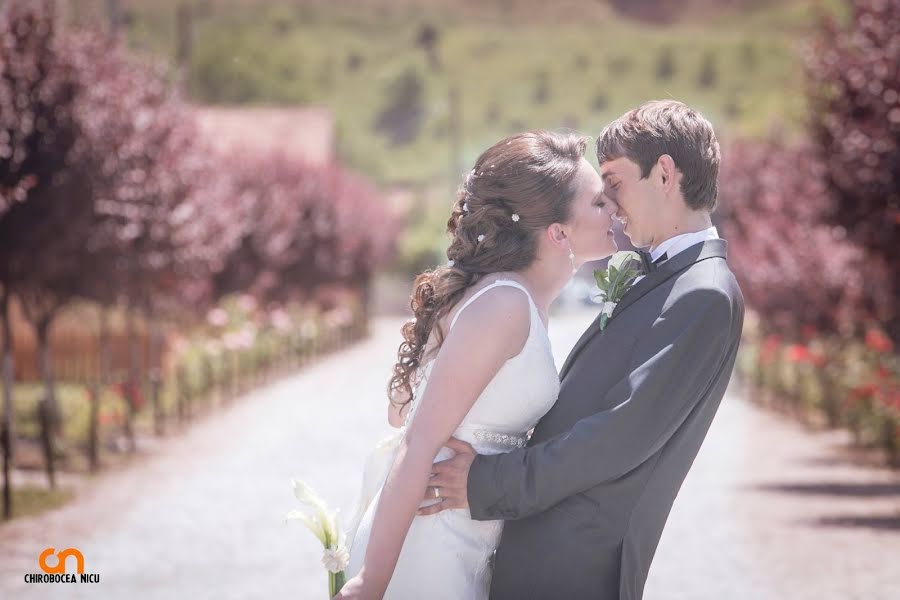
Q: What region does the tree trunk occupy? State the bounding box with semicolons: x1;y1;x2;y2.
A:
123;306;138;453
148;314;163;437
86;381;100;472
1;290;9;514
176;2;193;82
1;289;16;465
90;307;113;471
1;419;10;519
1;286;11;515
203;354;215;408
223;350;233;404
35;317;60;438
449;84;463;186
38;397;56;489
176;364;188;423
106;0;123;38
99;306;112;384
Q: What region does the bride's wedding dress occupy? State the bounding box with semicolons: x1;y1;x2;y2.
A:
345;279;560;599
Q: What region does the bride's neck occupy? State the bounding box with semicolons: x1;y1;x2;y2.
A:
515;259;571;315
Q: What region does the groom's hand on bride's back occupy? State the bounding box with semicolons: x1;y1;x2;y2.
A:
417;437;476;516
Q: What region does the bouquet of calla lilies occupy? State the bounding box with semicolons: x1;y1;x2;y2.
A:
286;478;349;598
593;250;642;331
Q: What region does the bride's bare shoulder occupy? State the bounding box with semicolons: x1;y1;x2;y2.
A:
444;283;531;357
420;277;532;366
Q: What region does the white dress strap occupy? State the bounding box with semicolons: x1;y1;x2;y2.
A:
448;279;535;333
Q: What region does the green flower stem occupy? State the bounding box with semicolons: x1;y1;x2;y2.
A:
329;571;346;598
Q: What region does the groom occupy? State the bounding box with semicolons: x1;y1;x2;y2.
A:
419;100;744;599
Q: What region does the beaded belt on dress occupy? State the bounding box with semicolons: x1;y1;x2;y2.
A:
473;429;528;448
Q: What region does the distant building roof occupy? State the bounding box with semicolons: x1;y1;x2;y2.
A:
191;105;335;166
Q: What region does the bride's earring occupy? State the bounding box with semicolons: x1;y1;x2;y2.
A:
567;240;578;274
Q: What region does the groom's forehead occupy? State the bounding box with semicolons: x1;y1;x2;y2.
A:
599;156;635;179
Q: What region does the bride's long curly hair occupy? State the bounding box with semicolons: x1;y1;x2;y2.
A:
387;130;588;406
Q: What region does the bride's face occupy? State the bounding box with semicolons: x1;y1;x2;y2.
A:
565;158;618;263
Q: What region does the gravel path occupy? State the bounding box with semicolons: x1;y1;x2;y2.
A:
1;309;897;599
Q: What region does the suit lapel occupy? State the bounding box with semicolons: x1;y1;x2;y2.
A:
558;239;728;381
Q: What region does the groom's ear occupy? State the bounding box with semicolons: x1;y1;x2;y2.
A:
656;154;679;193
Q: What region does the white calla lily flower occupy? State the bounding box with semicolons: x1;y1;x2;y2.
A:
287;478;348;597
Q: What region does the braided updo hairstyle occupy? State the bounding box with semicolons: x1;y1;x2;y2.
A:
388;130;588;406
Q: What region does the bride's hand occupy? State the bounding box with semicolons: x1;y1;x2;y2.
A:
332;575;373;600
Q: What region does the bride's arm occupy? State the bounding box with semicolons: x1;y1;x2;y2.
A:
387;390;411;428
345;287;530;599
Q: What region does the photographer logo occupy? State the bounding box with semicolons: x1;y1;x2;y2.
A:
25;548;100;584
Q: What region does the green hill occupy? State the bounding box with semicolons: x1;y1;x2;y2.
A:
66;0;846;186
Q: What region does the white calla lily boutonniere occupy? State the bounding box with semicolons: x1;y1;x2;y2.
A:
592;250;643;331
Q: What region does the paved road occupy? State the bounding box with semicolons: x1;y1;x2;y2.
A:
1;309;898;599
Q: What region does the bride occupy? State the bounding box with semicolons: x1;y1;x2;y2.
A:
338;130;617;599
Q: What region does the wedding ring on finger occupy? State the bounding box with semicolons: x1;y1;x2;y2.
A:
431;486;441;499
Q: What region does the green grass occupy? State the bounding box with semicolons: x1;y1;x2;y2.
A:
63;0;843;186
0;329;299;458
4;383;116;443
4;376;190;454
7;485;75;520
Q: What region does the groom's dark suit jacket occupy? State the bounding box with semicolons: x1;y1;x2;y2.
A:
467;239;744;600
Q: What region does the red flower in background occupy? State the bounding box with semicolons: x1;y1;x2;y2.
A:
887;392;900;412
98;411;122;426
848;383;878;406
873;386;900;413
787;344;811;364
113;381;144;411
865;329;894;354
126;381;144;411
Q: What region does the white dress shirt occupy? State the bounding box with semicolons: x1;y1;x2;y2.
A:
633;226;720;285
650;225;720;263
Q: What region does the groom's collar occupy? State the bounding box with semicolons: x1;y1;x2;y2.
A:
649;226;719;264
612;238;727;319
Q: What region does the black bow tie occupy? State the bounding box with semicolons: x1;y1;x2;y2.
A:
637;250;669;273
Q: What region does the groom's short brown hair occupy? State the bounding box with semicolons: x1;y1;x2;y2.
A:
596;100;720;211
